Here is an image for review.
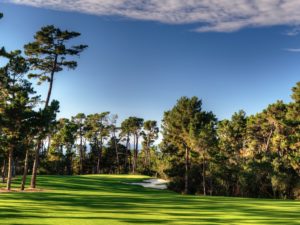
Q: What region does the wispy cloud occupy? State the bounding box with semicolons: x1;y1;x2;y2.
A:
5;0;300;32
284;48;300;52
284;27;300;36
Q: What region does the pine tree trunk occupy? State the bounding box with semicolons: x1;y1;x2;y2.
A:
114;133;120;174
147;141;151;168
202;153;206;196
45;56;57;108
129;150;132;173
145;138;151;169
124;135;129;173
12;158;15;177
31;65;56;188
132;136;136;174
209;163;213;196
96;152;100;174
1;159;6;183
184;146;189;194
21;149;29;191
6;148;13;190
46;135;51;154
143;148;147;169
265;128;274;152
132;134;139;174
66;147;72;176
31;56;57;187
115;146;120;174
96;139;102;174
31;141;41;188
79;132;83;174
134;135;139;174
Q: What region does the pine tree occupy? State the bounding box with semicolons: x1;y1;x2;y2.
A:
24;25;87;188
141;120;159;174
0;49;37;190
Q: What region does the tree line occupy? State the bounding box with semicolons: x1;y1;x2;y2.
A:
37;114;160;176
0;13;299;199
161;85;300;199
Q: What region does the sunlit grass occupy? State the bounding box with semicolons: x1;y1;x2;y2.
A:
0;175;299;224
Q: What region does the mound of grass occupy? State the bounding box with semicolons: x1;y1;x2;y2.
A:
0;175;299;224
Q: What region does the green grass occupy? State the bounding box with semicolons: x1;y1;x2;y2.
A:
0;175;299;224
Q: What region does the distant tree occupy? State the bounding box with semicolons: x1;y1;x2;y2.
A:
51;119;77;175
72;113;86;174
162;97;195;194
108;114;120;173
121;117;143;174
141;120;159;174
120;119;132;173
103;137;127;174
217;110;247;196
288;82;300;178
131;117;144;174
85;112;110;174
162;97;217;194
189;110;217;196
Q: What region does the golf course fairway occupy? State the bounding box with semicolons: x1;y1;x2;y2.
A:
0;175;299;225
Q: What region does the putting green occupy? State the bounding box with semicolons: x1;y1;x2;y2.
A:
0;175;299;224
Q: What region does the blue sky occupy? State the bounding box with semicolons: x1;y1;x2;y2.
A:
0;1;300;125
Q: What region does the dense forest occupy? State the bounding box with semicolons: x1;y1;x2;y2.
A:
0;13;299;199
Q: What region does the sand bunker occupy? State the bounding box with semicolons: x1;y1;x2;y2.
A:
127;178;169;190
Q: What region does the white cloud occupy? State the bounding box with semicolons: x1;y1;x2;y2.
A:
285;48;300;52
5;0;300;32
284;27;300;36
